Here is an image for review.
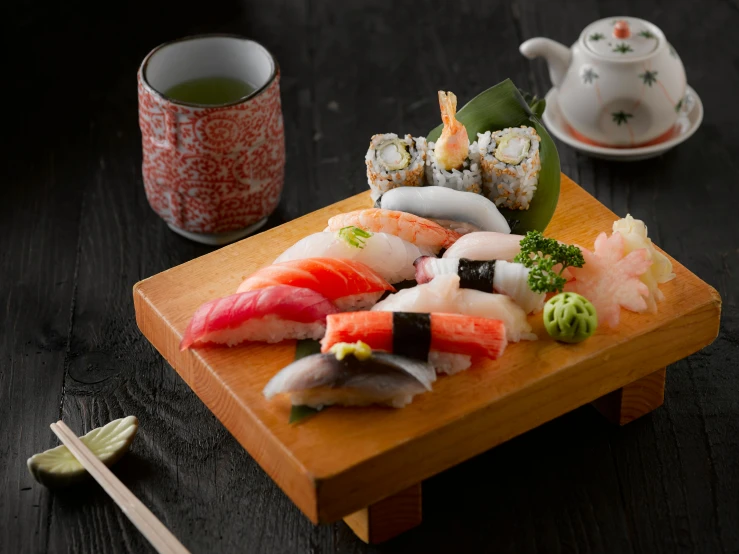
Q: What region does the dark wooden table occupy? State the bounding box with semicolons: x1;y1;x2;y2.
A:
4;1;738;552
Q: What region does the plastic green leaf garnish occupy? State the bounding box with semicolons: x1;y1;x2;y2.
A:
27;416;138;488
338;226;372;248
514;231;585;294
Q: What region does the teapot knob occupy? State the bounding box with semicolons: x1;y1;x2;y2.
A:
613;20;631;39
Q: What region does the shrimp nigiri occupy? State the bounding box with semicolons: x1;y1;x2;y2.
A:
236;258;394;311
434;91;469;171
327;209;460;254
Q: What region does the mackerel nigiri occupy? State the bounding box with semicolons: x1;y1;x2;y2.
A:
321;311;507;375
263;346;435;408
327;209;460;253
180;286;339;349
274;226;428;283
372;274;536;342
414;257;545;314
443;232;524;261
236;258;395;311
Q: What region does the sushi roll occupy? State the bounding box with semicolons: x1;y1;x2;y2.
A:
478;127;541;210
274;226;429;284
365;133;427;203
180;286;340;349
321;311;507;375
372;274;537;342
236;258;395;311
414;257;545;314
327;208;461;254
379;186;511;234
426;91;483;194
263;342;436;408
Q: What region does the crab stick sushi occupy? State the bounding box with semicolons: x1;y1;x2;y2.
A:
321;311;507;375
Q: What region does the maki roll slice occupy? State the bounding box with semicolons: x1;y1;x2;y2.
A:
478;126;541;210
365;133;427;203
426;91;483;194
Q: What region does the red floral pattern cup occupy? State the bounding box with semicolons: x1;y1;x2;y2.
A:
138;35;285;245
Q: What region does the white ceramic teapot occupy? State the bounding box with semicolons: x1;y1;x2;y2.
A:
520;17;687;147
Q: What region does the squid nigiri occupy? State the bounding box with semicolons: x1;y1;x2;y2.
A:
379;186;511;234
321;311;507;375
327;209;460;254
442;231;524;261
180;286;339;349
414;257;545;314
236;258;395;311
274;226;428;283
263;343;436;408
371;274;536;342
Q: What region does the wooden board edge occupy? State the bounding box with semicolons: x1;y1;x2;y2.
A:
312;291;722;522
131;281;323;523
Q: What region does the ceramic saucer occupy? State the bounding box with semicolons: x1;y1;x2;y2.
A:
542;85;703;161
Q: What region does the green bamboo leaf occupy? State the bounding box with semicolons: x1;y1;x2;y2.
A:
427;79;560;233
289;340;323;424
27;416;138;488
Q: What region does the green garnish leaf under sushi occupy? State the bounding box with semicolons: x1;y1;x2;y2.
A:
514;231;585;294
338;226;372;248
377;138;411;171
330;341;373;361
289;340;324;424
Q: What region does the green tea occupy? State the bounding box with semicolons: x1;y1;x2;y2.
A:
164;76;255;105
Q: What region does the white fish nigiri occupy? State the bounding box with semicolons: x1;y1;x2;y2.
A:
275;227;428;283
414;257;545;314
443;232;524;261
380;186;511;234
263;351;436;408
372;274;536;342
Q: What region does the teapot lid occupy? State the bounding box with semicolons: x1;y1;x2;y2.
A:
581;16;664;61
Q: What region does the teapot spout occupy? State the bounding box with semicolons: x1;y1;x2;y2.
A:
519;38;572;89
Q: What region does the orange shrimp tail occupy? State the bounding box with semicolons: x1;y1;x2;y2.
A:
438;91;459;129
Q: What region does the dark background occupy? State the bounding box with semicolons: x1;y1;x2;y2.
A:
3;0;738;552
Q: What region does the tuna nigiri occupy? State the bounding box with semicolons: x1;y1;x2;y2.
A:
443;232;524;261
414;257;545;314
327;209;460;254
236;258;395;311
263;345;436;408
274;226;428;283
321;311;507;375
372;274;536;342
180;286;339;349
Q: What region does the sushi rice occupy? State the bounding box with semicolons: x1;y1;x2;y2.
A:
365;133;427;203
425;140;483;194
478;127;541;210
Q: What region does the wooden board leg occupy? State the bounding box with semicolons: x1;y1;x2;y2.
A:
342;483;422;544
591;367;666;425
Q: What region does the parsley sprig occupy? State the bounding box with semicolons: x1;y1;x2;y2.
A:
513;231;585;294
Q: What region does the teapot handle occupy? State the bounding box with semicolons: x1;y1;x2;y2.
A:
520;38;572;89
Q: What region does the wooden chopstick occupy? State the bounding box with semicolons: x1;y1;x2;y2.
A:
50;421;190;554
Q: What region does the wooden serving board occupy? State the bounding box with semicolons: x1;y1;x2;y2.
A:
133;175;721;542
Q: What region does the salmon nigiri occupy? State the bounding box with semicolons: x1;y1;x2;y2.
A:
236;257;395;311
180;285;339;350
